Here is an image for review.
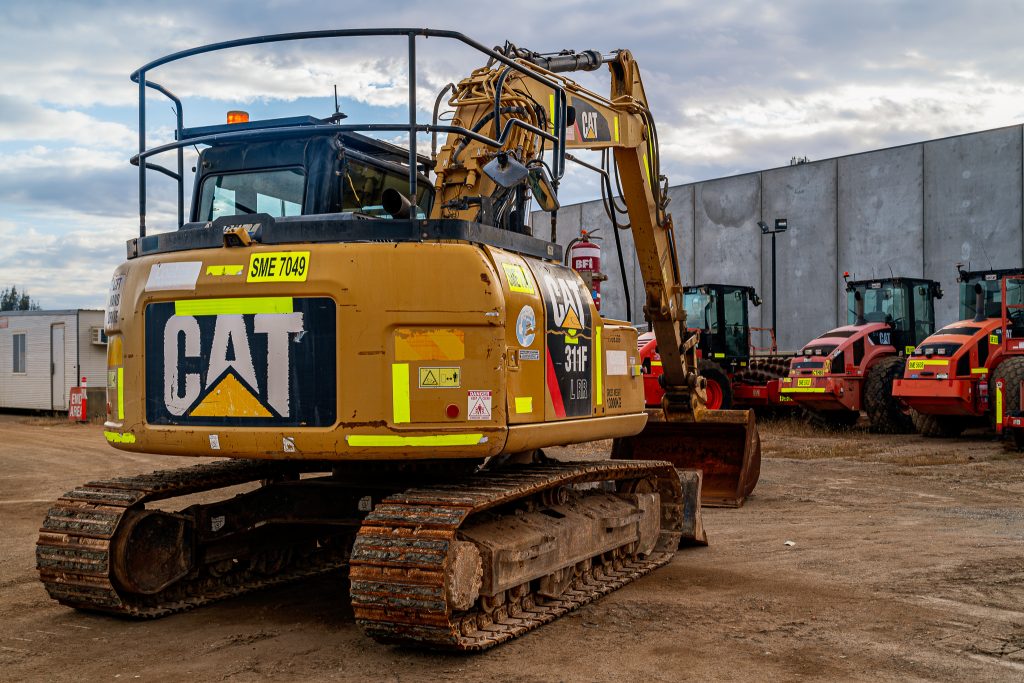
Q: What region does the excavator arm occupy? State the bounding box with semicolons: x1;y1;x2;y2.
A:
432;46;760;506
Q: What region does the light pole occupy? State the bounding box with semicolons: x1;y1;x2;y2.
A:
758;218;788;341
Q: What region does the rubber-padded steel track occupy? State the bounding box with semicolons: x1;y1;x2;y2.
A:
349;459;683;650
36;459;346;618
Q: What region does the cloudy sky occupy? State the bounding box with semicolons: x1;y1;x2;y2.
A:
2;0;1022;309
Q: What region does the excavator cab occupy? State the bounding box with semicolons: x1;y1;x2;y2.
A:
187;120;435;222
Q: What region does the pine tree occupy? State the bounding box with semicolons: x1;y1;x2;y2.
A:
0;286;40;311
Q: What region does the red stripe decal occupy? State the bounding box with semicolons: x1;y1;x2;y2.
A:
545;347;566;418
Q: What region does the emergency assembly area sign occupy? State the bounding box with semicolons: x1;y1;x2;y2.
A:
532;261;593;418
144;297;335;426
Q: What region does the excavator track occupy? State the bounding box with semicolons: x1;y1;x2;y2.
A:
36;459;350;618
350;459;685;651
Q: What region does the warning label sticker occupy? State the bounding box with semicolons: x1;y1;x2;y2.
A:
501;263;535;294
467;390;492;420
419;367;461;388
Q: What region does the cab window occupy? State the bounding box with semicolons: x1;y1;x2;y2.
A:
341;159;431;218
198;168;305;221
684;291;716;331
722;288;747;358
912;284;934;343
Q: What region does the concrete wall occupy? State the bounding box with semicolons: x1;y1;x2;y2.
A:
923;127;1023;325
532;123;1024;350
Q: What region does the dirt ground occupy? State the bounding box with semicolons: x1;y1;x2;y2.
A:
2;414;1023;682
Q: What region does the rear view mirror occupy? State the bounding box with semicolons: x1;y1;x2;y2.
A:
528;166;560;212
483;153;529;188
565;105;577;127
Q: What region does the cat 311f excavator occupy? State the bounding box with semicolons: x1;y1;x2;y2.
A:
36;30;759;650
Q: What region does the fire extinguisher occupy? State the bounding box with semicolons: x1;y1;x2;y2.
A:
567;229;607;310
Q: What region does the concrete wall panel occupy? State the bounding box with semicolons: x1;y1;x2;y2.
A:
666;184;696;289
761;160;838;350
837;145;924;325
694;174;763;332
924;127;1023;326
580;199;637;323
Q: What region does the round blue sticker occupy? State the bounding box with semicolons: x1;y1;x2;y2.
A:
516;305;536;347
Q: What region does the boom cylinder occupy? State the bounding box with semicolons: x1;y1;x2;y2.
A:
524;50;612;74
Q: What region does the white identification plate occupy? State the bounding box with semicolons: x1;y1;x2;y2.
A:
606;350;628;376
146;262;202;291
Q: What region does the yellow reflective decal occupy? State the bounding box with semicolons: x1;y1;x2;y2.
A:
990;334;999;345
613;116;620;142
515;396;533;414
346;434;485;447
104;431;136;444
206;264;244;276
392;363;410;424
549;94;555;134
418;367;460;388
781;387;827;394
714;352;725;359
812;369;825;376
246;251;310;282
595;326;603;406
117;367;124;420
905;345;915;354
395;328;466;361
997;383;1004;425
174;297;293;317
797;378;813;387
501;263;535;294
971;367;989;375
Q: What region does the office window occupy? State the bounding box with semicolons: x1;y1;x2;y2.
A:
12;333;26;373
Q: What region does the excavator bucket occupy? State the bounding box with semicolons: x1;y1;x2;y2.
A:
612;408;761;508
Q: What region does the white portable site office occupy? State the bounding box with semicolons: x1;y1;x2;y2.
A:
0;310;106;411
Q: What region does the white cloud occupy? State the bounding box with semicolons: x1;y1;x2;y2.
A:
0;96;135;148
0;214;130;309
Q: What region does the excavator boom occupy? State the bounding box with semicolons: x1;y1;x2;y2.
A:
431;44;761;505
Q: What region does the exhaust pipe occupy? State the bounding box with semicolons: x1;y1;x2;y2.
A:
974;283;986;322
382;188;414;219
855;291;866;326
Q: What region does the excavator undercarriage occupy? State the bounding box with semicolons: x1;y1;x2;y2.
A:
39;458;703;650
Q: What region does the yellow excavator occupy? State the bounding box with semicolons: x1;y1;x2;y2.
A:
36;29;759;650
